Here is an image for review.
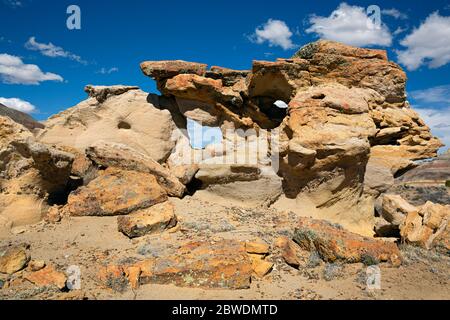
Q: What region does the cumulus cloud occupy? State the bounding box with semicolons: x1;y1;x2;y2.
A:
410;85;450;104
397;12;450;70
25;37;87;64
414;106;450;151
0;97;36;113
306;2;392;47
96;67;119;74
0;53;63;85
381;8;408;20
250;19;296;50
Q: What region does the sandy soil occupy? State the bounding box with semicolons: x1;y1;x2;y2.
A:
0;193;449;300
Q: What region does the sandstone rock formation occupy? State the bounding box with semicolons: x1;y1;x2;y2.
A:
86;141;186;197
374;194;449;253
36;86;176;163
400;200;449;253
64;167;167;217
0;40;446;299
138;40;441;232
0;116;74;228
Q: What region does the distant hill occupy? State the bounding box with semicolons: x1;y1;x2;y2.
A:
0;103;44;130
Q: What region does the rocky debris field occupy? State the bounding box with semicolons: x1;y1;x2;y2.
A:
0;40;449;300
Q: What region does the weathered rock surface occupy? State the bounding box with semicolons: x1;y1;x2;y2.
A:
98;240;253;290
64;167;167;216
381;194;417;226
275;236;309;269
23;265;67;290
36;88;177;163
136;41;441;235
400;201;449;253
0;116;74;228
117;201;177;238
86;141;186;197
293;217;401;264
0;245;30;274
140;60;207;81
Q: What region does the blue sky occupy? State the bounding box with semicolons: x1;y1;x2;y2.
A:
0;0;449;149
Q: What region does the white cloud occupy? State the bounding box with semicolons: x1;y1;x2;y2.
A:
397;12;450;70
0;53;63;85
381;8;408;20
2;0;23;8
250;19;296;50
25;37;87;64
415;106;450;151
96;67;119;74
393;26;408;36
306;2;392;47
410;85;450;104
0;97;36;113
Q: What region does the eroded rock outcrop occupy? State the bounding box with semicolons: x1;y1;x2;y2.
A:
374;194;449;253
1;40;442;246
86;141;186;197
36;87;176;163
0;116;74;229
137;40;441;232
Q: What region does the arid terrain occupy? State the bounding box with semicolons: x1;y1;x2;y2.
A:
0;40;449;300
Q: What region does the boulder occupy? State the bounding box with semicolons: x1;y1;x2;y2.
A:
98;240;253;290
400;201;450;252
249;255;273;278
86;141;186;197
28;260;46;272
0;245;30;274
23;265;67;290
36;88;177;163
64;167;167;216
381;194;418;226
293;217;401;264
117;202;177;238
245;241;270;255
